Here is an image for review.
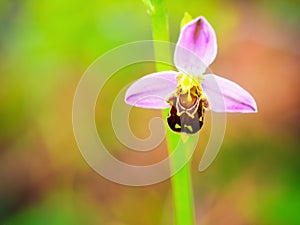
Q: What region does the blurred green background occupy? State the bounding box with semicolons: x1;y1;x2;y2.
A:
0;0;299;224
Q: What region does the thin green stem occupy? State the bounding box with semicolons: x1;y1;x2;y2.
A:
144;1;195;224
171;162;194;225
143;0;171;71
163;110;195;225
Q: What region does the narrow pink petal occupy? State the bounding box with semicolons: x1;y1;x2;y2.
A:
125;71;178;109
174;16;217;75
202;74;257;113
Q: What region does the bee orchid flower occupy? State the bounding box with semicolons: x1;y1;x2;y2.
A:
125;16;257;134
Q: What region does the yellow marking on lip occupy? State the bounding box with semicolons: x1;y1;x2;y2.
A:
184;124;193;133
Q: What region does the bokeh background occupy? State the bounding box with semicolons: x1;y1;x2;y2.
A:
1;0;299;224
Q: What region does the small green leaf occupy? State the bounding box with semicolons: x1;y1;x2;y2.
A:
180;12;193;29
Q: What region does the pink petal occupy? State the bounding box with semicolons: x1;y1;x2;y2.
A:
174;16;217;75
202;74;257;113
125;71;178;109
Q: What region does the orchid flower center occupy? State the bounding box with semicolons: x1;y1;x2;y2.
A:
166;73;209;134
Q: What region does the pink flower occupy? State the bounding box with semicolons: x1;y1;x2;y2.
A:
125;16;257;134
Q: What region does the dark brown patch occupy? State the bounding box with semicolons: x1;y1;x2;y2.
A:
167;96;204;134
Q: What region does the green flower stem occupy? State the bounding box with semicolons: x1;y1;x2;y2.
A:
163;110;195;225
171;162;194;225
143;1;195;224
143;0;171;71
